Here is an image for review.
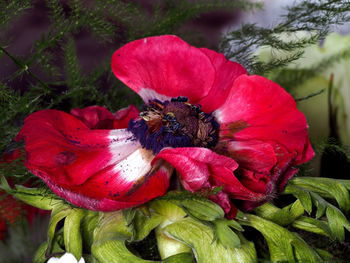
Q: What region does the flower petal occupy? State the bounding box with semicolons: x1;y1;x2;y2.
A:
216;140;277;174
70;105;139;129
111;35;216;103
113;105;140;129
215;75;314;165
153;147;264;202
70;106;116;129
153;147;213;191
40;154;173;211
197;48;247;112
16;110;139;186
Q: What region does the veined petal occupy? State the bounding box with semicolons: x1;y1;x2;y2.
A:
216;140;277;174
16;110;173;210
197;48;247;112
111;35;216;103
40;152;173;211
153;147;266;203
153;148;212;191
16;110;139;186
215;75;314;165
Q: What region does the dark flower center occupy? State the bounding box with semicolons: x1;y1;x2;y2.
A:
128;97;220;154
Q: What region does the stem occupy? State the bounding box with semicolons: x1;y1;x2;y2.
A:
0;46;49;90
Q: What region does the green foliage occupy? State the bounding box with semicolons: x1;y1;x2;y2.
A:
220;0;350;75
0;0;31;31
269;46;350;93
243;176;350;262
0;0;260;157
284;177;350;242
2;0;350;262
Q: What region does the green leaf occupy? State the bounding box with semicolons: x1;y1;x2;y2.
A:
122;208;138;241
93;211;132;244
63;208;85;260
92;211;155;263
163;217;257;263
283;185;313;214
33;242;49;263
150;200;186;223
292;216;331;237
179;198;225;221
81;210;99;250
315;249;333;260
0;177;62;210
0;176;11;192
253;200;304;226
213;219;241;248
239;214;322;263
290;177;350;214
155;227;192;260
309;192;327;219
163;252;195;263
123;208;137;226
92;239;156;263
33;241;65;263
46;205;71;257
338;180;350;191
326;203;350;241
133;210;163;241
151;200;192;260
224;219;244;232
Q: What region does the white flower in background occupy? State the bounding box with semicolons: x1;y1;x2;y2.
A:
47;253;85;263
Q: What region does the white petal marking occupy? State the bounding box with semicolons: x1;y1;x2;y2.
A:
108;129;141;165
113;147;155;183
139;88;171;103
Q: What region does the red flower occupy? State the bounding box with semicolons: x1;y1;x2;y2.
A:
0;150;47;240
16;35;314;217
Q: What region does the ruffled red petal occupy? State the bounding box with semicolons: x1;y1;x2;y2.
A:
113;105;140;129
218;140;277;174
70;105;139;129
40;156;173;211
197;48;247;112
70;106;116;129
215;75;314;165
16;109;173;210
111;35;216;104
153;147;265;201
16;110;139;186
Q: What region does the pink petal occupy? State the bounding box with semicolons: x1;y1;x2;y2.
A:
239;167;299;211
153;147;264;202
215;75;314;165
16;110;139;186
153;147;239;191
40;155;173;211
16;110;173;210
197;48;247;112
70;106;116;129
111;35;216;103
218;140;277;174
71;105;140;130
113;105;140;129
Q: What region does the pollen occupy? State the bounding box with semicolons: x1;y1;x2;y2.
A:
128;97;219;154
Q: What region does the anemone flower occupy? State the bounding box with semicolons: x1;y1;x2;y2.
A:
16;35;314;217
